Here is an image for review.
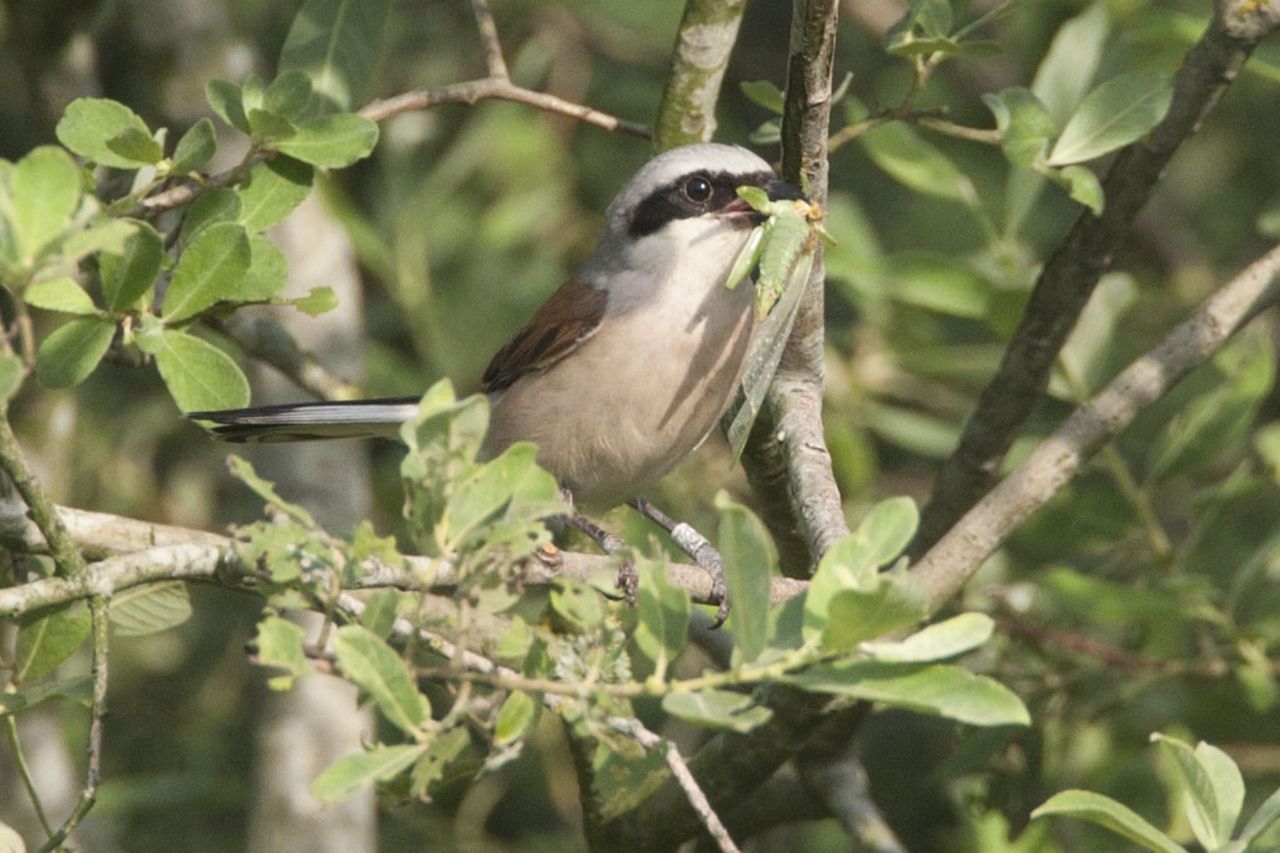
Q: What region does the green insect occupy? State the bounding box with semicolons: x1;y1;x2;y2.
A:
720;185;834;461
724;186;832;321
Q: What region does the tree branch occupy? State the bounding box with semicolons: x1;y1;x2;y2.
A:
611;718;741;853
742;0;848;571
0;417;86;579
358;76;650;136
911;242;1280;612
916;0;1280;552
0;502;808;618
652;0;749;150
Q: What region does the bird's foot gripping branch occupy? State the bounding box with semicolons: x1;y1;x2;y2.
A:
213;380;1031;812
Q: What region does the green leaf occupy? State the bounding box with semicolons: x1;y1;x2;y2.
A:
99;220;163;311
740;80;785;114
35;316;115;388
106;126;163;165
290;285;338;316
886;252;992;319
241;74;265;114
820;573;927;651
149;328;250;412
1153;734;1226;849
634;559;690;674
860;121;976;204
714;493;774;663
1240;785;1280;844
254;614;312;690
865;613;995;663
56;98;155;169
0;675;91;715
1048;72;1174;166
1032;790;1183;853
239;235;288;301
0;353;23;406
1195;740;1245;844
749;118;782;145
25;277;96;315
442;442;555;551
804;497;918;643
180;187;242;249
549;578;605;633
59;218;137;266
247;108;298;143
108;581;193;637
312;744;427;802
171;118;217;174
162;221;252;322
206;80;250;133
278;0;393;115
8;146;82;265
265;71;315;119
360;589;402;640
409;727;471;798
982;88;1056;167
494;691;537;745
1044;164;1104;214
788;661;1030;727
1055;272;1137;396
884;0;953;55
662;690;773;734
273;113;379;167
237;156;314;231
1148;333;1274;480
14;603;92;684
334;625;430;734
1031;1;1110;126
225;455;316;526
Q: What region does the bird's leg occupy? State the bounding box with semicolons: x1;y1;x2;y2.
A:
556;490;637;604
563;512;638;604
628;497;729;627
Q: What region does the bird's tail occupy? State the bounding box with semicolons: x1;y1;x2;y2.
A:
189;397;420;443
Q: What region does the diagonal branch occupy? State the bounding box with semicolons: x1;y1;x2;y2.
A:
652;0;749;150
911;243;1280;611
915;0;1280;553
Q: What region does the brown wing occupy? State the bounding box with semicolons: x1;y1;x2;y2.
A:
481;275;608;393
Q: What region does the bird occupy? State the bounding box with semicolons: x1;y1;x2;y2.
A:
191;143;804;610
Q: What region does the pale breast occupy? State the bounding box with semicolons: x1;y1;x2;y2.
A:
483;236;756;510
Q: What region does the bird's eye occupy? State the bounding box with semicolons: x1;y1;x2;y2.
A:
683;175;713;203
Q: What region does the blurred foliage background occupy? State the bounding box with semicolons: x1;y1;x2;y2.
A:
2;0;1280;849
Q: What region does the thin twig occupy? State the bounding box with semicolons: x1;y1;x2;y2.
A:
916;2;1280;553
0;417;87;579
911;243;1280;612
4;716;56;840
468;0;509;80
611;718;741;853
37;597;109;853
135;148;261;217
359;77;650;137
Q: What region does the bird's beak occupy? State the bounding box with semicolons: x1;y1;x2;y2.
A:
765;179;806;203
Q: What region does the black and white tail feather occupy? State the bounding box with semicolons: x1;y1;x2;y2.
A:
189;398;420;443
